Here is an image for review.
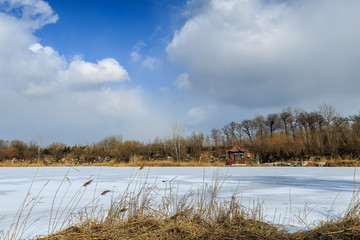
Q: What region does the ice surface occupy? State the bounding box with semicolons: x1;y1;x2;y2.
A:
0;167;359;238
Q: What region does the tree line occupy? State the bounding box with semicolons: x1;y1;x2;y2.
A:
0;104;359;164
216;104;360;162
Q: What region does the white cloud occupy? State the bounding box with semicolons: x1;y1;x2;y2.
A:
0;0;168;144
25;47;130;95
167;0;360;110
28;43;55;55
174;72;191;89
1;0;58;29
65;57;130;85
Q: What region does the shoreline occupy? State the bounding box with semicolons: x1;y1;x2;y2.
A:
1;159;360;167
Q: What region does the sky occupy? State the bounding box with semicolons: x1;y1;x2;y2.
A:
0;0;360;146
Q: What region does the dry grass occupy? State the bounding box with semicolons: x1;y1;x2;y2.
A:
0;159;227;168
39;217;285;240
110;160;226;167
4;168;360;239
296;158;360;167
37;196;360;240
2;157;360;168
321;159;360;167
36;170;287;240
291;203;360;239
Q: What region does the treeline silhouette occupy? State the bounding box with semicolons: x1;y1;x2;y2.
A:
1;104;359;164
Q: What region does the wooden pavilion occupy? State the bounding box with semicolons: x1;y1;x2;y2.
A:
226;144;248;165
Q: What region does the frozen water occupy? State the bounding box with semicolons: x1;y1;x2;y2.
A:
0;166;359;238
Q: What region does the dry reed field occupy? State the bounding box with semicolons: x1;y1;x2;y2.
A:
0;160;227;168
2;158;360;168
1;168;360;240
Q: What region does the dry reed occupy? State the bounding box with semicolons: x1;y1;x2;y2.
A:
3;168;360;239
0;159;227;168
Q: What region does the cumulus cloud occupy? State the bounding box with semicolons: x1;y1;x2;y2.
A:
26;56;130;95
0;0;167;144
67;57;130;84
167;0;360;110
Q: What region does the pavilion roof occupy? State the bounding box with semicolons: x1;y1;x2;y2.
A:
225;144;248;153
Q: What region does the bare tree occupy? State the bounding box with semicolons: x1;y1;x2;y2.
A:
210;128;222;148
222;121;240;147
253;115;266;139
222;124;231;147
319;103;337;126
280;107;293;135
266;113;279;136
172;120;184;161
296;110;311;153
229;121;238;145
297;111;308;131
313;112;325;131
305;111;322;131
187;132;204;158
204;135;211;149
241;119;254;142
288;108;301;138
235;122;243;144
37;135;43;162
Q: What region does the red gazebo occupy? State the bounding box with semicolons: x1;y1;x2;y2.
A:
226;144;248;165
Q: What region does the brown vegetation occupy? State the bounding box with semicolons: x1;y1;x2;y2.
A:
0;159;226;167
0;104;359;167
39;217;285;240
38;216;360;240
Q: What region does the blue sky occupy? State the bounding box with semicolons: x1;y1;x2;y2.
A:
36;0;181;59
36;0;185;90
1;0;360;145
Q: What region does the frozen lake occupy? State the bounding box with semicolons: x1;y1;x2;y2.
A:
1;166;360;238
